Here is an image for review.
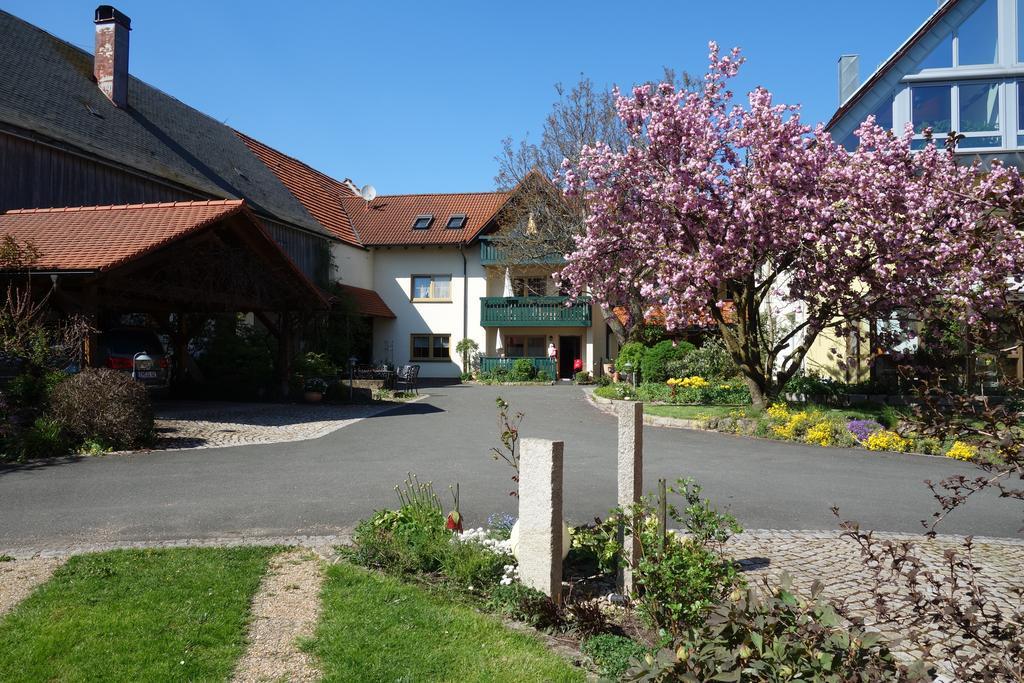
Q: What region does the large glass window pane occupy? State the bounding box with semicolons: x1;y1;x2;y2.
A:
957;0;998;65
412;335;430;358
959;82;999;131
912;85;952;133
1019;0;1024;61
432;335;449;359
432;275;451;300
958;136;1002;148
918;32;952;70
412;276;431;299
526;336;546;357
1018;81;1024;131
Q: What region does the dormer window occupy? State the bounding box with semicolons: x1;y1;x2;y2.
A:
445;214;467;229
412;214;434;230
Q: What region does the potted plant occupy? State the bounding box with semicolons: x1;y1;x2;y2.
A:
303;377;328;403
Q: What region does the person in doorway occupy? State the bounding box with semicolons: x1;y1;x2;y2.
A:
547;338;557;379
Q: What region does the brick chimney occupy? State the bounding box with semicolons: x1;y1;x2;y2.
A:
93;5;131;107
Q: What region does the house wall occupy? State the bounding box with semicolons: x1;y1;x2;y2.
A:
369;245;487;378
331;242;375;289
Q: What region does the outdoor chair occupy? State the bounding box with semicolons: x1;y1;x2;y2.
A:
395;364;420;394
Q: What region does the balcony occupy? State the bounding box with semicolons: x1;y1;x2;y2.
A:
480;296;591;327
479;237;565;266
479;356;557;377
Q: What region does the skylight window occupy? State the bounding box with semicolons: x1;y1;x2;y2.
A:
445;214;467;229
412;214;434;230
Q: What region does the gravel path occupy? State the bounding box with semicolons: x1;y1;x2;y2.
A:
231;548;325;682
0;557;64;617
152;399;422;451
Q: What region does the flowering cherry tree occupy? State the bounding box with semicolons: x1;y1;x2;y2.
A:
559;43;1024;408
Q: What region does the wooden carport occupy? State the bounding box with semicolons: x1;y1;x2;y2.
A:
0;199;328;392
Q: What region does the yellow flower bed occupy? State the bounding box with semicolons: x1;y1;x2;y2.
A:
865;430;910;453
766;403;790;420
773;410;815;440
667;376;709;389
945;441;978;461
804;421;836;447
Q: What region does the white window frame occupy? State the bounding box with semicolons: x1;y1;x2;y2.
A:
910;80;1005;149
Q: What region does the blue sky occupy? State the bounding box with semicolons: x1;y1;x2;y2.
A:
6;1;939;195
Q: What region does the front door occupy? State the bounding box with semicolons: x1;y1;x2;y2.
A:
558;335;581;379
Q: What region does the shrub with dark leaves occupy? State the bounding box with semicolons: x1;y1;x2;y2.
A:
625;575;928;682
49;368;154;451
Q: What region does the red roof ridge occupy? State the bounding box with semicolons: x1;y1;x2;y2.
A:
4;199;245;215
360;190;511;200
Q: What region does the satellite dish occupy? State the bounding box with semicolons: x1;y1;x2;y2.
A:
360;184;377;201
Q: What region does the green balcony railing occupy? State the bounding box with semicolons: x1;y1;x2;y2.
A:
479;238;565;266
480;296;591;327
479;356;557;377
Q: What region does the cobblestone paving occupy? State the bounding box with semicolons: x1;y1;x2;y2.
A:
725;529;1024;673
151;399;417;450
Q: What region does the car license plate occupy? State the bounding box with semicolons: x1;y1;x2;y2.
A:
138;371;158;379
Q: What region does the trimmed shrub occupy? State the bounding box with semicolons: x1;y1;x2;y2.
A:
665;338;738;380
614;341;646;373
641;340;695;384
509;358;537;382
49;368;154;451
573;371;592;384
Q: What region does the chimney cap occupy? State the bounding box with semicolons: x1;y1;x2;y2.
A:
94;5;131;29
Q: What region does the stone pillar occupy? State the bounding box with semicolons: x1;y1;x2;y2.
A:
617;401;643;592
517;438;564;601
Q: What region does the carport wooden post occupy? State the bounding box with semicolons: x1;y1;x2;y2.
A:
617;400;643;594
172;313;192;385
517;438;564;602
276;311;294;399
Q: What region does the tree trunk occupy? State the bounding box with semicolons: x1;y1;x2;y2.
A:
602;305;629;345
743;373;770;410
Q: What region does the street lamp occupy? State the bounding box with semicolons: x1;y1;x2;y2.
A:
348;356;359;399
622;361;636;389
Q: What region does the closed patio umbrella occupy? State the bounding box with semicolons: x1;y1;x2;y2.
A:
495;267;513;356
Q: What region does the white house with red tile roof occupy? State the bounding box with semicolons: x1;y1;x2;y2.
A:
0;5;614;381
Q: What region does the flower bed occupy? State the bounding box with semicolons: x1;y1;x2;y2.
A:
594;376;984;461
344;472;918;680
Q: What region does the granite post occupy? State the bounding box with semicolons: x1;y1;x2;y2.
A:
517;438;564;601
617;401;643;593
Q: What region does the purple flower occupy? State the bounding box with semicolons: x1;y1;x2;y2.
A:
487;512;516;534
847;419;883;442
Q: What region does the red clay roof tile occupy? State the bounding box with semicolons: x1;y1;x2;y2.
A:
340;192;511;246
336;284;396;318
236;131;363;247
0;200;246;271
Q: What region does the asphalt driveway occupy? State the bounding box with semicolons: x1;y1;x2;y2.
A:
0;385;1018;550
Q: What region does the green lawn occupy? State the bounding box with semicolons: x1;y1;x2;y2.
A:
308;562;584;683
0;547;275;682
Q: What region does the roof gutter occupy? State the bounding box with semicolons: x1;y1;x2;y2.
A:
460;243;468;347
